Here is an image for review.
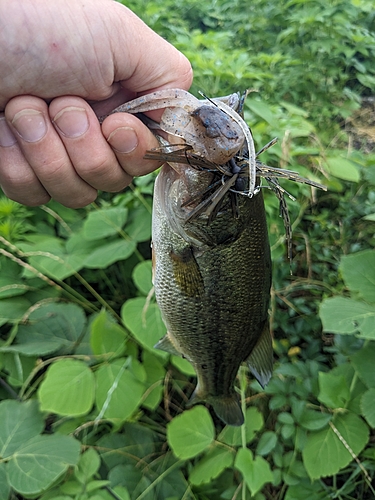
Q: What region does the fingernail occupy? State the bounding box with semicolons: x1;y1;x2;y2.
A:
53;106;89;138
0;117;17;147
12;109;47;142
107;127;138;153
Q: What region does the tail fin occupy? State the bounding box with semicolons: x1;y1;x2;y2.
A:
210;396;244;426
188;384;244;427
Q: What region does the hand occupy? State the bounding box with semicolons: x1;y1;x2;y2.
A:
0;0;192;207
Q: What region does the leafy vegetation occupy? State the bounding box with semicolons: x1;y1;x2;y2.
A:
1;0;375;498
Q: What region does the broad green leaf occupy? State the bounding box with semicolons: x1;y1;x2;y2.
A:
90;310;128;357
38;359;95;416
285;479;328;500
298;410;332;431
83;207;128;241
3;353;37;387
246;99;277;126
124;204;152;242
325;155;360;182
171;355;196;376
21;236;84;280
0;463;10;500
351;344;375;388
361;388;375;428
95;359;145;421
0;259;28;298
7;434;80;496
234;448;273;496
0;400;44;458
98;424;156;469
167;406;214;459
256;431;278;456
132;260;153;296
141;351;165;411
189;446;234;485
318;372;350;409
319;297;375;338
340;250;375;303
218;407;264;446
108;464;152;500
83;239;136;268
121;297;165;351
0;296;32;324
302;412;369;479
75;448;101;484
0;303;86;356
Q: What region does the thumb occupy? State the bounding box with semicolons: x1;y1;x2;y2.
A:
110;4;193;93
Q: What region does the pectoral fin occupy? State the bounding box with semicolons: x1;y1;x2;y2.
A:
247;323;273;388
170;247;204;297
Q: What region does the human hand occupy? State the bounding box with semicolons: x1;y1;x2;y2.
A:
0;0;192;207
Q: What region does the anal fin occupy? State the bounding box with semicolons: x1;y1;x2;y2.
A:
247;323;273;388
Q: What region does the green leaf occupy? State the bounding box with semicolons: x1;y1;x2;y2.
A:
75;448;101;484
21;236;85;280
38;359;95;416
256;431;278;456
298;410;332;431
90;310;128;357
234;448;273;496
83;207;128;241
318;372;350;408
132;260;153;295
361;388;375;427
0;303;86;356
246;99;277;126
171;355;196;376
340;250;375;303
7;434;80;495
124;204;152;242
95;359;145;422
319;297;375;338
0;463;10;500
121;297;165;351
189;446;234;485
351;344;375;388
218;407;264;446
0;296;32;324
285;479;328;500
0;399;80;496
325;155;360;182
83;239;136;268
141;351;165;411
302;412;369;479
3;353;37;387
167;406;214;459
0;400;44;458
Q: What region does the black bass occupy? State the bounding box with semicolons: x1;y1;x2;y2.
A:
102;89;325;426
152;161;272;426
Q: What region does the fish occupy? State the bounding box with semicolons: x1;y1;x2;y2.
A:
152;162;272;426
102;89;326;426
148;92;272;427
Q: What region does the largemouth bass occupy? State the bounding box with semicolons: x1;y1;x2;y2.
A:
102;89;325;426
152;162;272;426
